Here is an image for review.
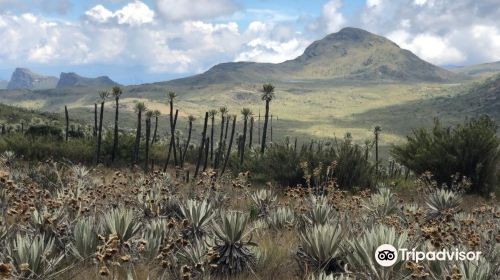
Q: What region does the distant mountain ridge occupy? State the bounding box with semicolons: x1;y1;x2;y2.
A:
57;72;119;88
4;68;119;90
167;27;457;86
7;68;59;90
450;61;500;77
0;80;7;89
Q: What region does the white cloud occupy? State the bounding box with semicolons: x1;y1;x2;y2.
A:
115;1;155;26
235;21;310;63
309;0;346;34
85;1;154;26
236;38;308;63
156;0;238;21
367;0;382;7
387;30;466;64
85;5;114;23
358;0;500;65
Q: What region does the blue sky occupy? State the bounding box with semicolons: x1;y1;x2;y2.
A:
0;0;499;84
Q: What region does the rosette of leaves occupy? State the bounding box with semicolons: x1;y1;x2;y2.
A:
250;189;277;217
209;211;257;275
344;225;409;280
176;240;210;279
180;199;216;240
302;199;336;226
71;216;98;260
426;189;462;219
297;224;345;275
142;219;168;260
267;206;295;230
363;187;399;220
8;233;64;279
103;207;141;242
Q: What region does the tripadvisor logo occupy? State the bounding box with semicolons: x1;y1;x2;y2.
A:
375;244;398;267
375;244;482;267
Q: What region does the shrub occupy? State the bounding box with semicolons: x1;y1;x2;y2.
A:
238;137;373;189
333;138;374;189
391;116;500;195
25;125;62;139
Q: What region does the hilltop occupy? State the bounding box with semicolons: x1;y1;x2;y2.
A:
167;27;457;86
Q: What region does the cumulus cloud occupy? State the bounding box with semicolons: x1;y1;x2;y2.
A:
236;21;310;63
85;1;155;26
155;0;238;21
387;30;466;64
85;5;114;23
0;0;312;77
308;0;346;34
356;0;500;65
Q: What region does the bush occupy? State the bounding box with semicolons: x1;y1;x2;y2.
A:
391;116;500;195
238;137;374;189
0;130;167;166
0;133;94;163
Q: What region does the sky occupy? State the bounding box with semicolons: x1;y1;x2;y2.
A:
0;0;499;84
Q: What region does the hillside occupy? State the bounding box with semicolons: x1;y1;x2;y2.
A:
57;72;119;88
7;68;59;90
450;61;500;77
167;27;457;86
339;74;500;135
0;80;7;89
0;103;65;125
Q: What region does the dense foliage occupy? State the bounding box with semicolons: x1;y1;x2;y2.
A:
238;136;374;189
391;116;500;195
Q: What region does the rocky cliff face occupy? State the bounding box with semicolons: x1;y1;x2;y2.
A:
7;68;59;90
56;72;119;88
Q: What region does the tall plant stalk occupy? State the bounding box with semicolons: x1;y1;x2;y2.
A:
221;116;236;175
194;112;209;178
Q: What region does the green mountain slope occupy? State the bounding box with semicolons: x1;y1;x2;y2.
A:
337;74;500;136
166;27;457;86
450;61;500;77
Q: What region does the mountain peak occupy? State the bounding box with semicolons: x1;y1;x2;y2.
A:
56;72;119;88
7;68;59;90
168;27;456;86
289;27;455;81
